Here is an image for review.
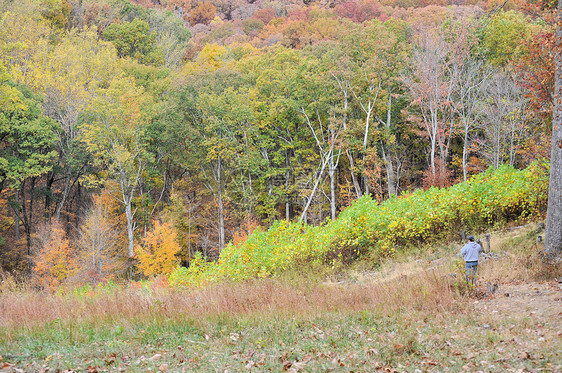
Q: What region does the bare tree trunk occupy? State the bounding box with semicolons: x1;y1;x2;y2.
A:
347;150;362;198
328;164;337;220
125;195;134;258
55;168;71;220
381;145;396;197
380;88;397;197
300;155;329;222
544;1;562;261
218;192;225;251
462;129;469;181
333;73;362;198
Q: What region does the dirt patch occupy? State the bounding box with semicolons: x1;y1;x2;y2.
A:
474;281;562;323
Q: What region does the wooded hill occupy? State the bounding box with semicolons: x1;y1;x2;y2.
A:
0;0;555;285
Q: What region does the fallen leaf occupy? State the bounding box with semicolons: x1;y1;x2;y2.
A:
331;358;344;367
158;363;169;372
149;354;162;361
288;361;307;372
245;361;256;370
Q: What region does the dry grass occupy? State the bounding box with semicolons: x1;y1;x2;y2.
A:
2;223;558;331
479;224;562;284
0;269;458;330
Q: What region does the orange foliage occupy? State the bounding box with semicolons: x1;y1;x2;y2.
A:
257;8;339;48
33;220;77;290
231;216;262;247
188;2;217;26
136;221;181;276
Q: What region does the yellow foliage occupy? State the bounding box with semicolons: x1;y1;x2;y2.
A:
136;222;181;277
180;43;227;75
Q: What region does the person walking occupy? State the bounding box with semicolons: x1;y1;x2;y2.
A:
461;235;483;285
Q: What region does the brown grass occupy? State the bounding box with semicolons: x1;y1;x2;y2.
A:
0;269;457;329
2;223;559;332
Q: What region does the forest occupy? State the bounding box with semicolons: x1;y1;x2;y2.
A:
0;0;556;286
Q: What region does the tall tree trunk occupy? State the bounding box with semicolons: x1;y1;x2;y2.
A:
347;150;362;198
381;88;397;197
299;154;330;222
285;152;291;221
15;190;20;241
124;194;134;258
55;167;72;220
462;129;469;182
45;171;55;221
381;145;396;197
218;192;225;251
544;0;562;261
333;74;362;198
329;164;337;220
217;156;225;251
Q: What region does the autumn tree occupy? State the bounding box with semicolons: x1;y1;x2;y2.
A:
77;195;123;284
477;71;527;168
188;2;217;26
29;28;119;220
32;220;77;290
403;29;455;187
81;76;153;258
136;221;181;276
0;65;58;256
146;8;191;68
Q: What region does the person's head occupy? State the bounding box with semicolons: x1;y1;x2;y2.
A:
467;235;475;242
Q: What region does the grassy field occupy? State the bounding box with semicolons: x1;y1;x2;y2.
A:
1;225;561;372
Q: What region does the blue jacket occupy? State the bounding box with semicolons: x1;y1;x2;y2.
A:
461;241;483;262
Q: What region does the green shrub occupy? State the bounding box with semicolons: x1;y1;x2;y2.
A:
169;162;549;286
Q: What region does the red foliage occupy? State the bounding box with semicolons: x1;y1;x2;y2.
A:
334;0;386;23
422;158;452;190
515;31;555;119
287;7;312;21
252;7;276;24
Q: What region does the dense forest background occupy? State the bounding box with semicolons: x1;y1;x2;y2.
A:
0;0;555;285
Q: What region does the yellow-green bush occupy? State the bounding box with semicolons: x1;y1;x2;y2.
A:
169;162;549;287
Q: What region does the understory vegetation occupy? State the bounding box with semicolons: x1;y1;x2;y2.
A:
1;223;560;372
170;162;549;286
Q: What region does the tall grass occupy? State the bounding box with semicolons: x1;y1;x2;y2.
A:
0;270;457;331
